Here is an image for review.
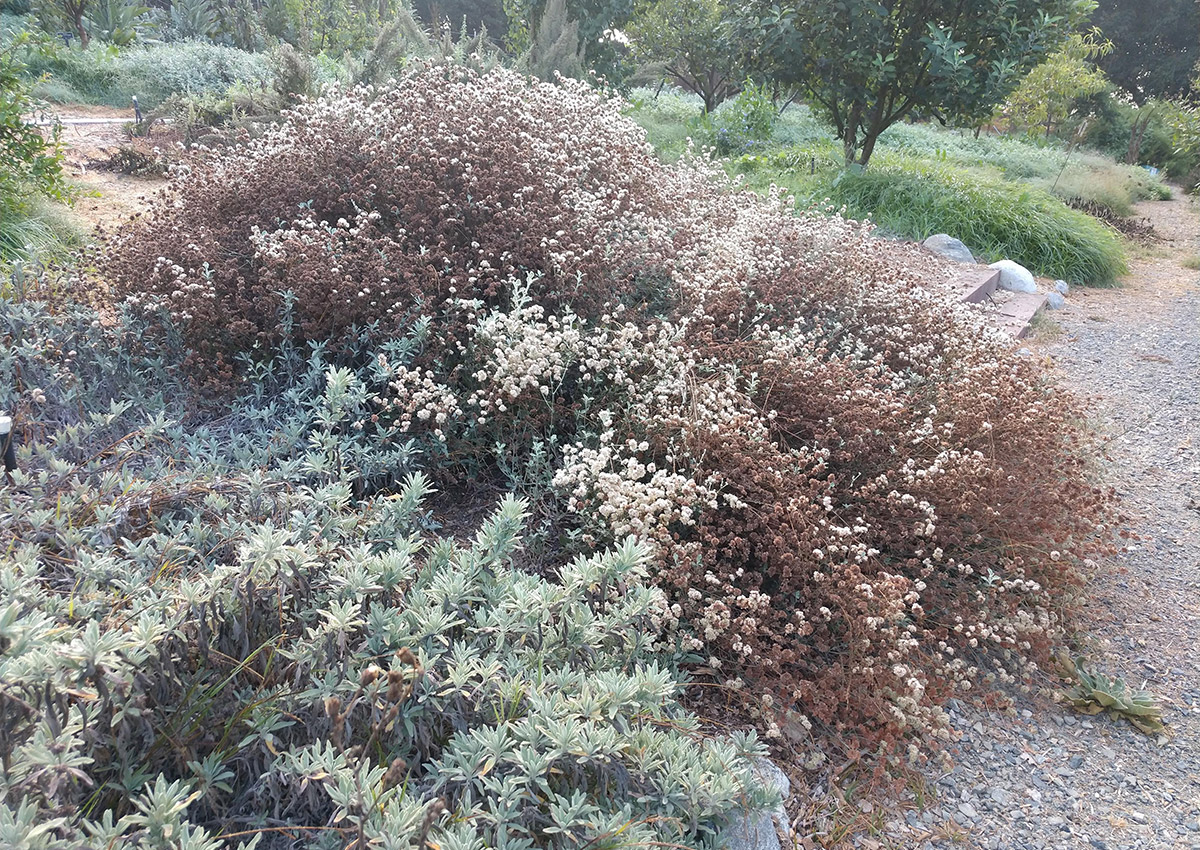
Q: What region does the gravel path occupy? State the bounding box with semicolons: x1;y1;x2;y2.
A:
858;195;1200;850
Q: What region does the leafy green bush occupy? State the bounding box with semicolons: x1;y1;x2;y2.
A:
705;82;777;155
0;286;773;847
0;36;71;260
826;157;1128;284
24;40;271;107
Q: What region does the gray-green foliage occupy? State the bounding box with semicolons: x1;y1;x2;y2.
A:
23;40;271;108
1058;654;1166;735
0;284;771;848
519;0;584;82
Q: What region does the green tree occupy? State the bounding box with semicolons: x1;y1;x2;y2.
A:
1092;0;1199;103
998;27;1112;137
732;0;1088;166
0;37;69;258
627;0;741;112
412;0;507;36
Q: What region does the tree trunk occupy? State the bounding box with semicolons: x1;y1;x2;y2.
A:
855;104;892;167
65;0;89;47
856;128;881;167
842;104;862;166
1126;113;1151;164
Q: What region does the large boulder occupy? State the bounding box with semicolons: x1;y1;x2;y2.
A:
989;259;1038;294
923;233;976;264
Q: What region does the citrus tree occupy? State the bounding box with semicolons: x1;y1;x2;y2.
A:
628;0;742;112
0;38;68;258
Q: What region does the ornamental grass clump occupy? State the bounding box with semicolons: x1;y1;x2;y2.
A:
104;64;1111;760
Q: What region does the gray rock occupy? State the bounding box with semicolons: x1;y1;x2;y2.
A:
750;757;790;798
1047;291;1067;309
1055;279;1070;295
923;233;976;264
723;810;781;850
989;259;1039;293
724;759;791;850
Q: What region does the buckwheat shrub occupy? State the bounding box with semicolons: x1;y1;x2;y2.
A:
104;64;678;374
106;64;1110;757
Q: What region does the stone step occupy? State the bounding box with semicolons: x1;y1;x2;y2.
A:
992;291;1048;339
951;267;1001;304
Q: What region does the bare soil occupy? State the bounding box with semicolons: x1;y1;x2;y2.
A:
48;105;169;233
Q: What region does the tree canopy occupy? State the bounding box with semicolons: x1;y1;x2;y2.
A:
1092;0;1199;103
628;0;742;112
998;27;1112;137
411;0;508;37
731;0;1088;166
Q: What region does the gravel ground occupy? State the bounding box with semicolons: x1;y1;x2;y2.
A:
853;194;1200;850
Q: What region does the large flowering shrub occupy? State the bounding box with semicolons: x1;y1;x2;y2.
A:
105;65;1109;756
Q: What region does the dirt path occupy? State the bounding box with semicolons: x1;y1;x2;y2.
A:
1028;194;1200;848
1043;195;1200;687
50;105;167;232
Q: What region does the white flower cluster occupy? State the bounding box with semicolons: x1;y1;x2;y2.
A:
466;287;584;414
380;363;461;442
553;430;717;546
